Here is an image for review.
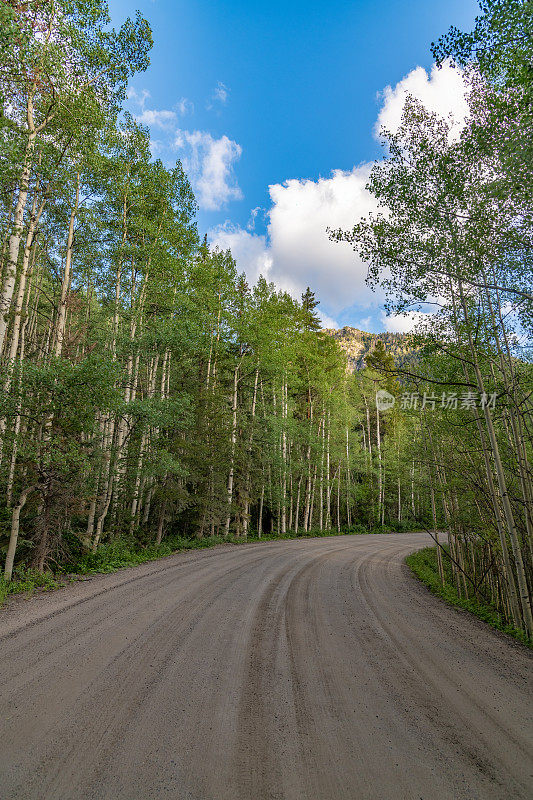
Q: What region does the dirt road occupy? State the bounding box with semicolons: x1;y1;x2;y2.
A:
1;533;531;799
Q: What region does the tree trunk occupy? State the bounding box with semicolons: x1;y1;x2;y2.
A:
224;363;239;537
0;125;36;353
4;485;35;581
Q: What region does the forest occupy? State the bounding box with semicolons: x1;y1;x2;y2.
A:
0;0;532;642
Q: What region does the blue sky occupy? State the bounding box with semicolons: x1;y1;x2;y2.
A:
108;0;478;332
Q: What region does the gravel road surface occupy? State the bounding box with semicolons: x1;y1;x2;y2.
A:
1;532;531;799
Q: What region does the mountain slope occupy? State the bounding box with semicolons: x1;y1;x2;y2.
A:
322;326;412;372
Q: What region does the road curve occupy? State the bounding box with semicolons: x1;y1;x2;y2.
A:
1;532;531;800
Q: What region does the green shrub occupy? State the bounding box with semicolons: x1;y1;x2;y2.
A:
407;546;532;648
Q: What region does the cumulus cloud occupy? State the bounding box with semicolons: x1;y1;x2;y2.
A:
210;168;375;309
174;131;243;210
209;62;469;326
136;108;176;127
375;61;469;140
210;222;272;284
317;310;340;330
266;166;380;309
210;165;380;310
379;310;433;333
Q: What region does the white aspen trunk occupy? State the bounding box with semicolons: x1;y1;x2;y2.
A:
129;432;146;535
85;495;97;546
135;477;146;529
2;193;44;387
396;437;401;523
93;479;114;553
336;468;341;532
4;485;35;581
309;462;318;531
281;379;288;535
376;406;383;524
397;477;401;524
410;461;416;517
267;463;274;534
92;414;116;550
258;477;265;538
111;175;130;358
319;415;325;531
295;474;302;534
224;364;239;537
430;486;444;585
381;471;386;526
156;500;167;546
142;480;154;526
242;367;259;538
130;353;159;531
345;427;351;527
0;241;37;465
110;261;150;526
303;445;312;531
325;410;331;530
365;400;372;457
6;415;26;507
25;258;43;352
85;415;107;543
288;474;293;531
0;119;37;353
4;295;32;504
363;395;374;523
0;185;16;273
53;173;80;358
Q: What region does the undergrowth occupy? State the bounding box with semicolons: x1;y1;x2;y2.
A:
0;568;65;606
406;546;532;649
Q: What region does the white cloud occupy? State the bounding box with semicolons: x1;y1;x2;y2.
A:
379;310;431;333
210;222;272;284
136;108;176;127
127;86;192;129
207;81;229;110
247;206;261;231
149;138;164;155
174;130;243;210
265;166;381;310
214;82;228;104
210;165;381;311
127;87;150;107
317;310;340;330
375;61;468;141
177;97;194;115
208;62;469;328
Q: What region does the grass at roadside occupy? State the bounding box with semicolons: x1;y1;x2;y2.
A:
406;546;532;649
0;568;65;606
1;521;419;605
